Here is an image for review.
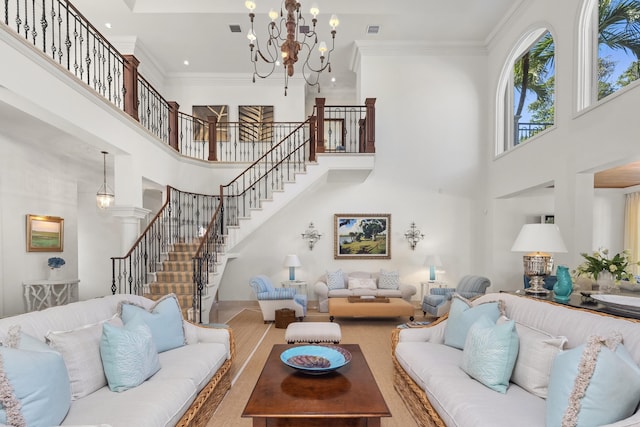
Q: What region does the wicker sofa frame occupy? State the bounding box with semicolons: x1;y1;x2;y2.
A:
176;325;236;427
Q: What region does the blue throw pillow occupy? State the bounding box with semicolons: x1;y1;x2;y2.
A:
100;316;161;392
444;295;503;349
461;316;519;393
0;333;71;427
379;269;400;290
546;333;640;427
326;269;345;290
119;294;185;352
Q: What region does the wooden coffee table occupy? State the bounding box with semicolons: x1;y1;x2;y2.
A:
242;344;391;426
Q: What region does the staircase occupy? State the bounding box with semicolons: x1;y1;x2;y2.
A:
144;242;198;319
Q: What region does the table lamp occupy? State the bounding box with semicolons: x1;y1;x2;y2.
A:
283;254;301;281
511;223;567;295
425;254;443;281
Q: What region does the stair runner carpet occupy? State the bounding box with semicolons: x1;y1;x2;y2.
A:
144;242;199;318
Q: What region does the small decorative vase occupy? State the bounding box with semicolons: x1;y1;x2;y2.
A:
597;270;614;293
553;266;573;302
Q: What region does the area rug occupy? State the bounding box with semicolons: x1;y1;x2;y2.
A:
207;309;421;427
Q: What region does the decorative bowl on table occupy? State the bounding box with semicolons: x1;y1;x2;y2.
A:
280;345;352;375
591;294;640;316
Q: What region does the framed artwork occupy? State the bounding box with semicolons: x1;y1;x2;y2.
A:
26;214;64;252
334;213;391;259
192;105;229;142
541;215;555;224
239;105;274;142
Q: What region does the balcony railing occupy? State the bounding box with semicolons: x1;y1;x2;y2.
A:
2;0;376;165
517;122;553;144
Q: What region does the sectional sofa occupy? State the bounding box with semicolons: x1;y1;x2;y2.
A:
392;292;640;427
0;294;234;427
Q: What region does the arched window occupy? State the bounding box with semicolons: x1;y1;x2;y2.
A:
496;29;555;155
578;0;640;109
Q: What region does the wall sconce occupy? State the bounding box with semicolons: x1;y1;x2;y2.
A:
404;222;424;250
301;222;322;250
96;151;114;209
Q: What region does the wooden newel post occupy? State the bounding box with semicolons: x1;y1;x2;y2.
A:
168;101;179;152
309;115;317;162
365;98;376;153
122;55;140;121
208;116;218;161
315;98;325;154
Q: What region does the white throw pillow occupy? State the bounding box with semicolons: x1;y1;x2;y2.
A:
348;277;377;290
498;316;567;398
46;316;123;400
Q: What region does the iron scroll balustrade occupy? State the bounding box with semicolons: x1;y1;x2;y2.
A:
111;187;220;296
137;73;170;144
3;0;125;109
220;120;311;227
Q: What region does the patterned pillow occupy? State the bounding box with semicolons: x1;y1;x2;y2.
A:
100;316;161;392
461;316;519;393
379;269;400;290
348;277;377;290
326;269;345;290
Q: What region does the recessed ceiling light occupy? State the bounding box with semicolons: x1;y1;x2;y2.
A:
331;77;336;83
105;22;112;29
183;60;190;66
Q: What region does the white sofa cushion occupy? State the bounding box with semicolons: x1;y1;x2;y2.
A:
395;340;546;426
154;342;228;391
348;277;376;290
508;319;567;398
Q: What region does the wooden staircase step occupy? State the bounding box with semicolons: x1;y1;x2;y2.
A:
173;242;200;253
168;252;196;261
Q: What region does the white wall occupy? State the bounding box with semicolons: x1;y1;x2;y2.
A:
483;0;640;289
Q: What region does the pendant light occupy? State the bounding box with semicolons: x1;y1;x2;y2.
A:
96;151;114;209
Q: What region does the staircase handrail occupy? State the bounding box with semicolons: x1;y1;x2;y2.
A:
110;186;220;295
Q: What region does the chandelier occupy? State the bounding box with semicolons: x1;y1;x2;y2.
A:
96;151;114;210
245;0;339;95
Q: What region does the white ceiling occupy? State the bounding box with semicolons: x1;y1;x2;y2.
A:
70;0;519;92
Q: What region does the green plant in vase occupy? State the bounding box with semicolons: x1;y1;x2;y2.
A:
573;248;639;290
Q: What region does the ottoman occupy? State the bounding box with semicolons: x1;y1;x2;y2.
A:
329;297;415;322
285;322;342;344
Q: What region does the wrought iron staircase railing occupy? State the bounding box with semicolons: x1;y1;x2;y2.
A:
110;186;220;296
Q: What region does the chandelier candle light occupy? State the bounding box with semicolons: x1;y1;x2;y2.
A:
245;0;339;95
404;222;424;251
511;223;567;295
301;222;322;250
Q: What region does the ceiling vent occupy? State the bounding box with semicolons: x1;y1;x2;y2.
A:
229;24;242;33
367;25;380;35
299;25;310;34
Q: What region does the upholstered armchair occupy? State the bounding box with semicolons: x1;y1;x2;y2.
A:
422;275;491;317
249;275;307;323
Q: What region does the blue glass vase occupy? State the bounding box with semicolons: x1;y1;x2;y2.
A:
553;265;573;302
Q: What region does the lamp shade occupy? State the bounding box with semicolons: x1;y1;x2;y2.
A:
511;224;567;253
425;254;443;267
283;254;301;268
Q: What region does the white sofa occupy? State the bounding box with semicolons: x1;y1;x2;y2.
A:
0;294;234;427
314;270;417;313
392;292;640;427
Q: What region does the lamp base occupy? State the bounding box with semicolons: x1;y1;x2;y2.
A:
525;277;550;295
523;254;553;296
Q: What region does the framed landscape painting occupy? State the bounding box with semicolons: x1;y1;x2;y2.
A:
334;214;391;259
26;214;64;252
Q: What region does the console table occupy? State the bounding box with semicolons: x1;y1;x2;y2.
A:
22;279;80;312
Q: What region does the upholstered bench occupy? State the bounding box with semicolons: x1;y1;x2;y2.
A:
285;322;342;344
329;297;415;322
